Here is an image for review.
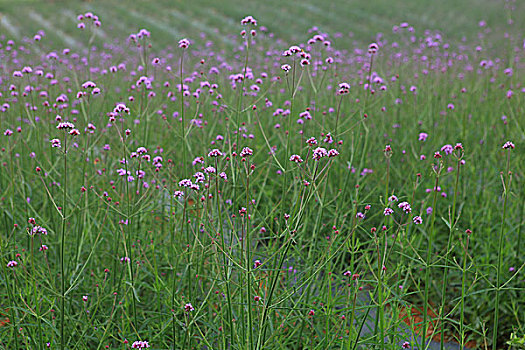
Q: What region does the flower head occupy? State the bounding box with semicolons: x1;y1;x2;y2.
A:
368;43;379;55
338;82;351;95
312;147;328;160
240;16;257;26
178;38;190;49
131;340;150;349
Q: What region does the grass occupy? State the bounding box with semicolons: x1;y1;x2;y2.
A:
0;1;524;349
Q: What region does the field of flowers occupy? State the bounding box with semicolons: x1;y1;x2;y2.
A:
0;0;524;349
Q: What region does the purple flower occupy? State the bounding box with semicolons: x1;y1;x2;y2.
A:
184;303;195;312
208;149;224;157
240;15;257;26
240;147;253;157
289;154;303;163
368;42;379;55
398;202;412;214
338;82;351;95
413;216;423;225
178;38;190;49
131;340;150;349
327;149;340;157
312;147;328;160
441;144;453;155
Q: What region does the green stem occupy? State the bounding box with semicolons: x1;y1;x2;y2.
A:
439;157;461;348
60;130;68;350
422;162;441;350
493;150;512;349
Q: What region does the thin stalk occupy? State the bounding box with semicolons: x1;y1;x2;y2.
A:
60;130;68;350
439;155;462;348
493;149;512;349
179;47;187;177
421;161;441;350
460;232;470;349
31;237;43;350
1;218;19;349
245;166;254;350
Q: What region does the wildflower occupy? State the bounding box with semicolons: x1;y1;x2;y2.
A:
240;15;257;26
502;141;515;149
131;341;150;349
82;81;96;89
384;208;394;216
402;341;410;349
426;207;433;215
388;195;398;202
184;303;195;312
413;216;423;224
289;154;303;163
240;147;253;157
178;38;190;49
327;149;339;157
338;82;351;95
368;43;379;55
4;129;13;136
356;212;365;220
323;133;333;143
208;149;224;157
299;111;311;120
254;260;262;268
398;202;412;214
82;295;88;302
173;190;184;198
57;121;75;130
281;64;291;73
312;147;328;160
418;133;428;141
219;172;228;180
306;137;317;146
192;156;204;165
288;45;301;54
441;144;453;155
178;179;193;187
7;260;17;268
30;226;48;236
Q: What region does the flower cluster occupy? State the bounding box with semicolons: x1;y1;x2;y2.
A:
76;12;101;29
131;340;150;349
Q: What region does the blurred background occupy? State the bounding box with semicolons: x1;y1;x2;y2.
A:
0;0;523;51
